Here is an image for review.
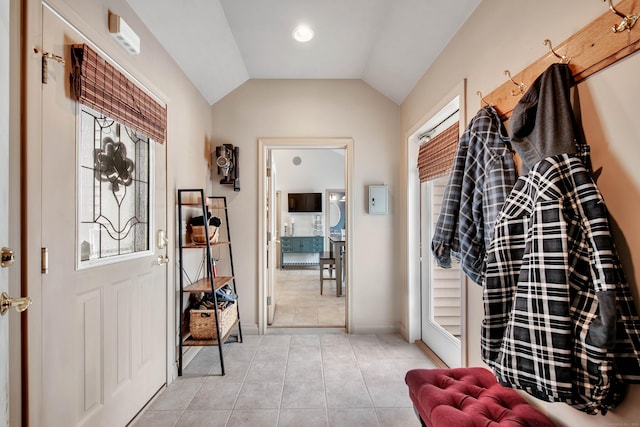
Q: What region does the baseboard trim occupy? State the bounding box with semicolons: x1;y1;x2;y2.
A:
415;340;448;368
266;327;347;335
241;323;260;335
350;326;400;335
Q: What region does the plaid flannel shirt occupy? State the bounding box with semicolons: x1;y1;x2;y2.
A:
431;106;517;284
482;154;640;414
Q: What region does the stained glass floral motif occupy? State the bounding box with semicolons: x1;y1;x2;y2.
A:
78;106;150;263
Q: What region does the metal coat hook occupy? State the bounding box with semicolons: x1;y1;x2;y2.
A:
603;0;638;32
504;70;526;96
477;90;492;107
544;39;571;64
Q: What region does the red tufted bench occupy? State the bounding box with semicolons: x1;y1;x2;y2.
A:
405;367;556;427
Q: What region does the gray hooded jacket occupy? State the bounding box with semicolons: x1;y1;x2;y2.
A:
509;63;583;173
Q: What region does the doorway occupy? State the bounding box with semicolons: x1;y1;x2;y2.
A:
407;81;467;368
258;139;354;334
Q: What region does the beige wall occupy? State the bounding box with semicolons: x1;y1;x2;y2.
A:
401;0;640;424
41;0;215;196
211;79;400;332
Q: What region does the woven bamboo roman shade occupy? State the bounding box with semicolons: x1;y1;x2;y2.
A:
71;44;167;143
417;122;459;183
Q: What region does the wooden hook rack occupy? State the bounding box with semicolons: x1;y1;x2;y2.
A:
484;0;640;119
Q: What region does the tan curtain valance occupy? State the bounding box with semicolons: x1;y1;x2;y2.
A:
71;44;167;143
417;122;459;183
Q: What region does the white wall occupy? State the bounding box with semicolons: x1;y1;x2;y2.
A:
273;149;344;236
211;79;400;333
401;1;640;425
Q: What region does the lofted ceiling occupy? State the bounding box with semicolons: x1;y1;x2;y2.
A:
127;0;481;105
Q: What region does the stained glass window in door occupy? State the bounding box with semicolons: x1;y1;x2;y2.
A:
78;105;151;265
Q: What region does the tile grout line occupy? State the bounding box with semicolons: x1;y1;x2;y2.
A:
274;339;290;427
319;335;330;426
137;332;428;426
273;268;344;328
225;341;250;427
352;337;382;427
172;372;208;427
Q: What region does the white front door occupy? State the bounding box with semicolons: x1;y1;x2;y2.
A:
37;6;167;426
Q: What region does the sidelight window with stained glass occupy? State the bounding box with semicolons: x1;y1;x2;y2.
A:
77;105;152;267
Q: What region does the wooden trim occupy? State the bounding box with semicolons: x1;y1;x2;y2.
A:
485;0;640;118
415;340;449;369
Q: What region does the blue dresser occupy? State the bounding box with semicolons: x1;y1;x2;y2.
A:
280;236;324;269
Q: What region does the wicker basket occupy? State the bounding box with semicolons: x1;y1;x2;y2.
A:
189;301;237;340
190;225;219;245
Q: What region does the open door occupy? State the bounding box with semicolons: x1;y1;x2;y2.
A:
408;88;466;368
266;151;277;324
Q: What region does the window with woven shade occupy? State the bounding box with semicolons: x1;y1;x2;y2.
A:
417;122;459;183
71;44;161;266
71;43;167;144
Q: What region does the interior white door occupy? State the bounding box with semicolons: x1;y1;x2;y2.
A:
40;7;167;426
266;153;277;324
1;0;11;422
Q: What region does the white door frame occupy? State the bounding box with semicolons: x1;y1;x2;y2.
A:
405;81;468;366
266;151;276;325
257;138;354;334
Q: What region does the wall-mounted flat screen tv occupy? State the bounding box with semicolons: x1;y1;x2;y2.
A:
288;192;322;213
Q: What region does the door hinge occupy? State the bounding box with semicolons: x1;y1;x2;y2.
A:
267;296;272;306
41;247;49;274
266;167;271;178
1;247;15;268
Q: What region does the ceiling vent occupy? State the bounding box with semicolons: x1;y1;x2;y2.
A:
108;12;140;55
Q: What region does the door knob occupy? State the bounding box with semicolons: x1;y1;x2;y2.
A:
1;247;15;268
0;292;32;315
157;255;169;265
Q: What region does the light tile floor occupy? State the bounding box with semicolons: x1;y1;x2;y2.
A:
132;332;437;427
272;268;345;327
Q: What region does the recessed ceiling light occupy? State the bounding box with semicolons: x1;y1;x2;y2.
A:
292;24;314;43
